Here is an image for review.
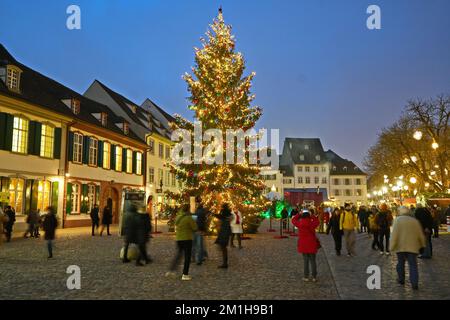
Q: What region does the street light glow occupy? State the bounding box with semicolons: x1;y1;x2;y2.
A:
409;177;417;184
411;156;417;162
413;131;423;140
432;142;439;149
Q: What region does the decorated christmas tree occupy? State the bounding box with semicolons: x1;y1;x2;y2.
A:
168;8;269;229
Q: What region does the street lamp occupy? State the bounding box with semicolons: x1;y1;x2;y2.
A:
409;177;417;184
432;141;439;149
413;131;423;140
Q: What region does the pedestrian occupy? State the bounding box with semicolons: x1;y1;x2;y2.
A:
281;207;288;230
390;206;426;290
358;206;369;233
317;207;325;233
230;207;243;249
368;208;380;250
430;204;441;238
24;209;39;238
122;204;151;266
292;209;320;282
375;203;393;255
99;205;112;236
214;203;232;269
34;209;41;238
193;198;208;265
326;208;343;256
90;204;100;236
0;207;9;245
414;204;433;259
42;206;58;259
339;203;358;257
4;206;16;242
166;203;197;280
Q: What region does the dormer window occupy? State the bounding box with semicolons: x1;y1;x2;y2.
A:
123;122;129;135
315;155;321;161
127;103;137;114
299;154;305;161
304;145;309;150
343;166;348;172
333;166;337;171
71;98;80;115
6;65;22;92
101;112;108;127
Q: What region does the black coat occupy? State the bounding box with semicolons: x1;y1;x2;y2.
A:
327;214;343;236
195;206;208;232
5;208;15;229
214;208;232;247
415;208;433;231
123;211;150;244
42;213;57;240
102;208;112;225
90;207;99;223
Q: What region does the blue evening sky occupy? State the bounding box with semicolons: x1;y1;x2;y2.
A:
1;0;449;167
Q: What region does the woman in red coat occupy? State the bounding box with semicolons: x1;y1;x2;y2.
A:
292;210;320;282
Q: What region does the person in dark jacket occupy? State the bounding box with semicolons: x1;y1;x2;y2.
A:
415;205;433;259
375;204;393;255
24;210;39;238
326;208;343;256
100;206;112;236
90;204;100;236
122;204;151;266
4;206;16;242
42;206;58;259
214;203;232;269
194;199;208;265
358;206;369;233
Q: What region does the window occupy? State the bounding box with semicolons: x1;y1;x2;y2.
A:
123;122;129;135
314;177;319;184
12;116;28;154
136;152;142;175
355;178;362;185
115;146;122;171
73;133;83;163
333;166;337;171
314;166;319;172
71;183;80;214
165;170;170;186
71;98;80;115
345;189;352;196
283;178;292;184
304;145;309;150
345;179;351;185
322;177;327;184
333;178;340;185
334;190;340;196
315;155;321;161
126;149;133;173
355;189;362;196
148;138;155;155
88;138;98;166
8;178;24;214
299;154;305;161
37;181;51;211
88;184;96;212
40;124;54;158
305;177;310;184
343;166;348;172
101;113;108;127
7;67;21;91
305;166;310;172
297;166;303;172
158;169;163;186
165;146;171;160
103;142;111;169
148;167;155;183
159;143;164;158
298;177;303;184
322;166;326;172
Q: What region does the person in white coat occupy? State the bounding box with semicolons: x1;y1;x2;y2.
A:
230;208;243;249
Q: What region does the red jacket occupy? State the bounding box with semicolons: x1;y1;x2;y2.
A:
292;214;320;254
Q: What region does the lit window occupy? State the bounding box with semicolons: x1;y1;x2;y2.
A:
73;133;83;163
71;98;80;115
126;149;133;173
165;146;171;159
148;138;155;155
89;138;98;166
136;152;142;175
40;124;54;158
12;116;28;153
7;67;21;91
88;184;96;212
8;178;24;214
37;181;51;211
115;146;122;171
103;142;111;169
71;183;80;214
148;167;155;183
159;143;164;158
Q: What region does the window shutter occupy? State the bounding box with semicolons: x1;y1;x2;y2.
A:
141;153;145;176
27;121;36;154
4;114;14;151
68;132;74;161
81;184;88;213
83;136;90;164
98;140;104;167
30;180;39;212
132;151;137;174
111;145;116;170
95;185;100;205
0;112;6;150
66;183;72;215
122;148;127;172
53;127;62;159
51;181;59;212
34;122;42;156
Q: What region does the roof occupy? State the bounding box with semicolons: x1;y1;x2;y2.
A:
280;138;328;165
0;44;144;144
325;150;366;176
91;80;172;140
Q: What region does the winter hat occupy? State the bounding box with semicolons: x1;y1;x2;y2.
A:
380;203;388;211
397;206;410;216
